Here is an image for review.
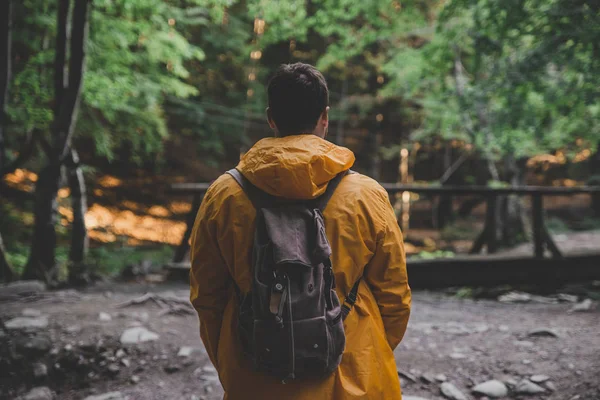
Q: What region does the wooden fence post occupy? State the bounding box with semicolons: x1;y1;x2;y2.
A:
532;194;544;258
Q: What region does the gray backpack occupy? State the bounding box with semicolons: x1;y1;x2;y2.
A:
227;169;361;382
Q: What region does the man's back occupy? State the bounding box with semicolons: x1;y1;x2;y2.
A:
190;134;411;399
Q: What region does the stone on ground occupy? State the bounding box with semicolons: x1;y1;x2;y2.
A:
83;392;127;400
22;308;43;317
440;382;468;400
0;280;46;300
515;379;546;394
472;380;508;398
17;386;54;400
530;374;550;383
32;362;48;378
98;312;112;321
119;327;159;344
527;328;560;338
569;299;593;312
177;346;196;357
404;397;432;400
435;374;448;382
5;316;49;330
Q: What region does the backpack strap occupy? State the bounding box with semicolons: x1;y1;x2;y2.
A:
226;168;276;209
341;277;362;321
313;169;354;212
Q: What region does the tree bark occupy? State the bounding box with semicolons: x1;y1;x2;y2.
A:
0;232;14;282
0;0;15;281
0;0;11;171
23;0;90;283
67;149;89;285
436;144;455;229
497;156;528;246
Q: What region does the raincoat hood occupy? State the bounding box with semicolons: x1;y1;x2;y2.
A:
237;134;355;199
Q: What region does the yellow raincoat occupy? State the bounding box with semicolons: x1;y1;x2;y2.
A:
190;134;411;399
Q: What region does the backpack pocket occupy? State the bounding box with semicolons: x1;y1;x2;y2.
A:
252;316;332;379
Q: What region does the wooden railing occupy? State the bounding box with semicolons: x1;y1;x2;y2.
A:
168;183;600;264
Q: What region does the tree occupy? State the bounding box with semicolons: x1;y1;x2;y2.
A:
379;0;600;245
22;0;91;282
0;0;15;282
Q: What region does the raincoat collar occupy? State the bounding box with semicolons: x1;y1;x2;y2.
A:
237;134;355;199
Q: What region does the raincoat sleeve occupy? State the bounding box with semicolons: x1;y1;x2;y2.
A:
363;187;411;350
189;183;232;369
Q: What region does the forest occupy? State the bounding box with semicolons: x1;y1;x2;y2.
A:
1;1;600;399
2;0;599;284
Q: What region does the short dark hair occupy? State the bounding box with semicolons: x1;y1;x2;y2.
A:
267;63;329;135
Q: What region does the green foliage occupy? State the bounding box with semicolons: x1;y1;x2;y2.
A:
440;220;480;241
8;0;211;163
410;249;455;260
88;245;173;276
380;0;600;163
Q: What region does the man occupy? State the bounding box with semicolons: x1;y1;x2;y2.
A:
190;63;411;399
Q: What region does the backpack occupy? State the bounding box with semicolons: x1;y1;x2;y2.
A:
226;168;361;383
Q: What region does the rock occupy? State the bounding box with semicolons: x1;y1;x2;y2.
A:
65;325;81;334
527;328;559;338
164;363;181;373
513;340;534;347
435;374;447;382
397;369;417;382
498;291;531;303
33;362;48;378
202;365;216;373
83;392;126;400
440;382;468;400
120;358;130;368
522;359;531;365
449;352;467;359
16;335;52;356
22;308;43;317
420;373;435;384
98;312;112;321
107;363;120;376
403;397;432;400
130;375;140;384
545;381;556;392
178;346;196;357
557;293;578;303
569;299;593;313
472;380;508;398
17;387;54;400
115;349;126;358
5;316;49;330
515;379;545;394
530;375;550;383
120;327;159;344
0;280;46;300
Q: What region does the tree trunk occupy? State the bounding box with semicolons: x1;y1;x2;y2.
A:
67;149;89;285
0;232;14;282
496;156;528;247
436;144;454;229
0;0;11;171
22;164;61;282
23;0;90;283
0;0;15;282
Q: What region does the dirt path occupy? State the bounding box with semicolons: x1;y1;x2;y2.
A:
1;283;598;400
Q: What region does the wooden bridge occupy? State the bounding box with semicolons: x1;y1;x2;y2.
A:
168;182;600;288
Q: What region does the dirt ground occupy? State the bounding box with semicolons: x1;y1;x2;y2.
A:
1;282;598;400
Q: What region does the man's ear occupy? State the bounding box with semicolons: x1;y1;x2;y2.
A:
266;107;276;129
321;106;330;126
